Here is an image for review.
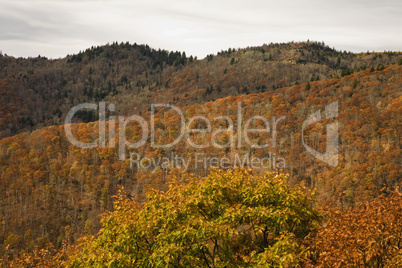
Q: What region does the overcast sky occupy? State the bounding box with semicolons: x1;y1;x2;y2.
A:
0;0;401;59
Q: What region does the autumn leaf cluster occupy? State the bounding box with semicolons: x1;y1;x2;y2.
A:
68;169;319;267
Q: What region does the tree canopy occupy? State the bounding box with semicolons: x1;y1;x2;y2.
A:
68;169;320;267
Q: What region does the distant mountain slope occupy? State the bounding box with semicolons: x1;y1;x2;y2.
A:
0;41;401;139
0;62;400;254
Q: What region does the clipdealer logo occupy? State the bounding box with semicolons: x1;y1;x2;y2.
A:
302;101;338;167
64;101;338;170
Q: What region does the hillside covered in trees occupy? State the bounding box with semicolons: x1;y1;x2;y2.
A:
1;41;401;139
0;41;401;266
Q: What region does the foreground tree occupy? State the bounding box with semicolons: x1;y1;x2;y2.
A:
0;241;71;267
303;190;402;267
68;169;320;267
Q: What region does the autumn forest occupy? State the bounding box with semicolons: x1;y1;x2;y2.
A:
0;41;401;267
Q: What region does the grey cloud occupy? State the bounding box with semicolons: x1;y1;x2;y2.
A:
0;15;60;41
0;0;401;59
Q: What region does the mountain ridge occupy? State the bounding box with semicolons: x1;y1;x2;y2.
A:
0;41;401;258
1;40;401;140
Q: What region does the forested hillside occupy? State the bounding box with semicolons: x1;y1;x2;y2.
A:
0;41;401;266
1;41;401;139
